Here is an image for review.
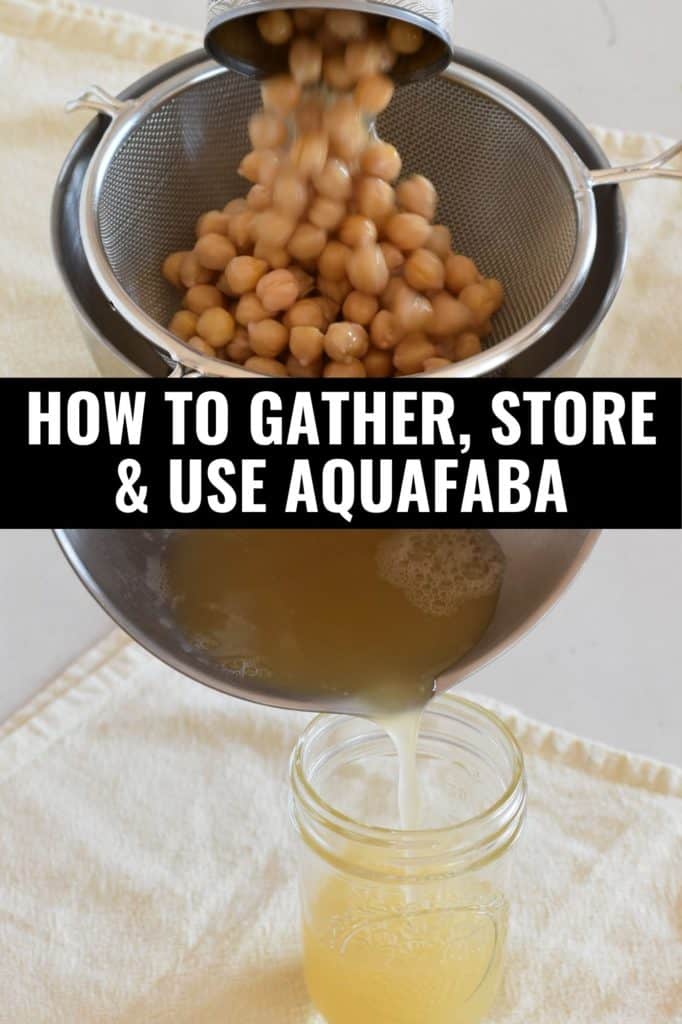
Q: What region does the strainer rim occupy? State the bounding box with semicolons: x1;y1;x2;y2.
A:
78;58;597;379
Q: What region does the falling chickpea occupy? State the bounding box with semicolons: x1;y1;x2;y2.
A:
162;9;505;378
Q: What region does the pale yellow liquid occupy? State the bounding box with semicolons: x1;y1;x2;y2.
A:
163;529;504;716
163;529;507;1023
304;872;508;1024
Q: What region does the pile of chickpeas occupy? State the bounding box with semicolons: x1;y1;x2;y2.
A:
162;8;504;377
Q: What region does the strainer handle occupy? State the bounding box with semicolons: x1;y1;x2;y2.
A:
65;86;129;120
590;139;682;186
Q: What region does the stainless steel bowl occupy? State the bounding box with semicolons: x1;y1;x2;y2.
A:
55;528;600;713
52;47;627;379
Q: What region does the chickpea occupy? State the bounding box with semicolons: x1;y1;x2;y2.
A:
284;298;327;330
459;283;496;326
354;73;394;115
256;269;299;312
309;196;346;232
223;197;249;218
182;284;224;315
318;240;350;282
168;310;198;341
225;328;253;365
316;22;345;54
384;212;431;251
313;157;353;201
324;99;368;162
484;278;505;312
289;325;326;366
272;169;309;219
293;7;324;32
162;251;188;289
289;37;323;86
379;241;404;272
290;132;329;179
364;346;393;377
245;355;289;377
197;307;236;347
286;353;324;378
444;253;481;294
404;248;445;292
370;309;403;349
228;210;256;251
323;54;356;91
393;333;436;374
325;321;369;362
323;359;367;378
395;174;437;221
253;242;291;269
317;296;342;324
238;149;273;185
188;336;218;357
360;141;402;182
339;214;377;249
425;224;452;260
380;275;403;309
248;318;289;358
347;244;389;295
424;356;452;372
235;291;269;326
196;210;231;238
345;38;385;78
428;291;474;336
375;35;397;73
194;233;237;272
343;291;379;325
438;332;482;362
246;184;272;212
295;95;325;134
252;210;296;249
288;223;327;261
390;282;433;332
355;176;395;223
387;19;424;54
257;10;293;45
317;276;353;304
249;112;287;154
326;9;369;40
225;255;268;295
475;319;493;339
261;75;301;116
289;265;315;297
179;252;214;288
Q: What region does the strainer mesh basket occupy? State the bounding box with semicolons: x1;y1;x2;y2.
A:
95;67;579;356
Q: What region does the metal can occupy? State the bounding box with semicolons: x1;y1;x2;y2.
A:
205;0;454;82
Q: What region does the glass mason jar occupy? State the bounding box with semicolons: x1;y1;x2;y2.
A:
289;695;527;1024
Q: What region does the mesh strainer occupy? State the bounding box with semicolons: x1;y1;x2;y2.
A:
69;59;681;379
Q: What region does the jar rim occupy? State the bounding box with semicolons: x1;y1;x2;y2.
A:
290;694;526;875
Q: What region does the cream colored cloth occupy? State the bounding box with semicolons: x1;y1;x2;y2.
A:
0;629;680;1023
0;0;681;377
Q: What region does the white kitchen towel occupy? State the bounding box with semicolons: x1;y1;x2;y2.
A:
0;629;679;1023
0;0;680;377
